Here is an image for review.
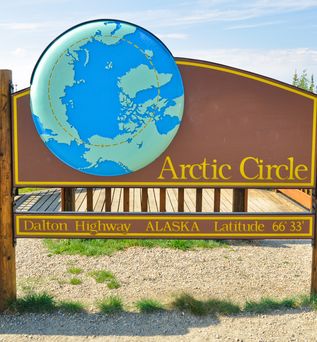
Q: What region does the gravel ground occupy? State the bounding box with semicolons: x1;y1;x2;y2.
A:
0;238;316;341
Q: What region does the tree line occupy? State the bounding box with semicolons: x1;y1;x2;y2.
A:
292;70;315;93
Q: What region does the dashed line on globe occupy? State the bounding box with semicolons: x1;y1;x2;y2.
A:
47;33;161;148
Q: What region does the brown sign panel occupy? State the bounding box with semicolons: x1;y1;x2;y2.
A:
13;58;317;188
14;213;314;239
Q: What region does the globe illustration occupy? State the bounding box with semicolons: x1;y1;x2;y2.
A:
30;19;184;176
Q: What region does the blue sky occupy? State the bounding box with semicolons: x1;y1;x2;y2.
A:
1;0;317;90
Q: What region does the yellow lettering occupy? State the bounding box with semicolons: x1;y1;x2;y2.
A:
240;157;259;180
157;156;178;180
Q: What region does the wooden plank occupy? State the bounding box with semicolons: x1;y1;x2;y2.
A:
75;188;87;212
94;188;104;211
105;187;112;212
185;188;196;212
86;188;93;212
112;188;122;212
278;189;312;210
0;69;16;311
141;188;148;212
220;189;233;212
14;193;32;208
196;188;203;212
202;188;213;212
178;188;185;212
214;188;221;212
123;188;130;212
45;192;61;212
61;188;75;211
151;188;159;212
166;189;176;212
148;188;158;212
160;188;166;212
29;190;55;212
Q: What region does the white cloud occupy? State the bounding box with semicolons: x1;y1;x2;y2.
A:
157;33;188;40
11;48;27;57
122;0;317;28
226;20;283;30
174;48;317;84
0;22;46;30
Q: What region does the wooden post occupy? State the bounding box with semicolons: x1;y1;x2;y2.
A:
214;188;221;212
232;188;248;212
0;70;16;311
141;188;148;212
178;188;184;212
61;188;75;211
86;188;93;211
196;188;203;212
311;185;317;295
123;188;130;212
105;187;112;212
160;188;166;212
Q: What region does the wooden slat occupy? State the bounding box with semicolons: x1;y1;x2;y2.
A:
45;192;61;212
185;189;196;212
214;188;221;212
148;188;158;212
166;189;176;212
196;188;203;212
29;190;57;212
74;188;87;212
87;188;93;212
160;188;166;212
105;187;111;212
112;188;122;212
152;188;159;212
123;188;130;212
141;188;148;212
94;188;104;211
202;188;213;212
132;188;142;212
278;189;312;210
178;188;184;212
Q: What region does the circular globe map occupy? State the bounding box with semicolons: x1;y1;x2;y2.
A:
30;19;184;176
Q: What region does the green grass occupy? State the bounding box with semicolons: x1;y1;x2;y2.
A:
18;188;43;194
97;296;124;314
244;297;298;314
44;239;227;256
136;299;164;313
172;293;240;316
8;292;317;315
172;293;317;317
107;279;121;289
67;267;82;275
88;270;121;289
9;293;56;313
69;277;82;285
58;300;85;313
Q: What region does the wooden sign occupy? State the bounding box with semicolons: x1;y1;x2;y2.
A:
13;58;317;188
14;213;314;239
1;19;317;312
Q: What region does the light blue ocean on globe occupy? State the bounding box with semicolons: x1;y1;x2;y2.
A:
30;19;184;176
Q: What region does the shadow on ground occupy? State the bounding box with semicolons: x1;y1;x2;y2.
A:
0;308;312;337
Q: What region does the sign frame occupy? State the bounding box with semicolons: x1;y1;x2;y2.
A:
12;58;317;188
